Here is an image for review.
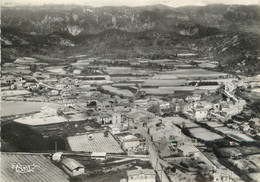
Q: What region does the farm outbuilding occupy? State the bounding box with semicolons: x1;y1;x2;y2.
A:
62;158;85;176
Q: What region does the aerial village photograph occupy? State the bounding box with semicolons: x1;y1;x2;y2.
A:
1;0;260;181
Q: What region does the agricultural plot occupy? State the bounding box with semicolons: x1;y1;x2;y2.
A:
198;63;218;68
248;154;260;168
2;69;32;74
67;132;124;153
189;127;223;141
102;85;134;97
215;127;255;142
206;122;224;128
71;59;93;66
14;57;39;64
142;79;186;87
220;147;260;156
1;101;60;117
140;88;175;95
169;117;199;128
151;74;178;79
1;90;31;97
161;69;228;78
14;107;67;126
141;85;219;94
106;69;148;75
248;173;260;182
45;66;66;74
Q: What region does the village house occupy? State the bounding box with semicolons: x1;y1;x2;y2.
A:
148;98;170;110
178;145;200;158
171;99;187;113
152;125;182;142
56;83;67;90
97;111;121;125
193;107;209;121
185;93;201;102
212;172;232;182
240;123;250;132
58;98;77;107
42;77;58;85
10;81;24;90
213;103;221;112
134;99;150;109
122;135;145;151
48;89;60;96
123;110;155;125
97;112;112;125
113;103;132;112
2;75;24;85
61;158;85;176
127;169;156;182
108;111;122;124
158;101;170;110
96;101;112;112
33;72;50;79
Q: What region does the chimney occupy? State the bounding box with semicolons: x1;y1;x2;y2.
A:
104;130;109;137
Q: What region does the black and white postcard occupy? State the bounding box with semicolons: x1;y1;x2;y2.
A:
1;0;260;181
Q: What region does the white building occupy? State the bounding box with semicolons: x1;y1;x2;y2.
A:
62;158;85;176
52;152;63;162
122;135;145;150
193;107;208;121
108;111;122;124
178;145;200;158
212;172;232;182
48;89;60;96
91;152;107;160
97;112;121;125
127;169;156;182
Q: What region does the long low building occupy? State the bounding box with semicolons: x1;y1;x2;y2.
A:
67;131;125;154
1;153;69;182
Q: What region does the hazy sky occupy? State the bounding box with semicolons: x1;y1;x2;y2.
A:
2;0;260;7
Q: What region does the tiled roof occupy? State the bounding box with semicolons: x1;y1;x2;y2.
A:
1;153;69;182
62;158;84;170
127;169;155;176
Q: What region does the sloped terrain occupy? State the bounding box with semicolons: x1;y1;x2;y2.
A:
2;4;260;75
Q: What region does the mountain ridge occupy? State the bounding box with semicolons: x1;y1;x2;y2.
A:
2;4;260;76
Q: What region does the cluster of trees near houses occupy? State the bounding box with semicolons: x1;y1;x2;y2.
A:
2;122;66;152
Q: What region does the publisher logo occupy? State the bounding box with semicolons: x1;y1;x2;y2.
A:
11;163;40;173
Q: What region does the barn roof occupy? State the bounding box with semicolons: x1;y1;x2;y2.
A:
1;153;69;182
62;158;84;171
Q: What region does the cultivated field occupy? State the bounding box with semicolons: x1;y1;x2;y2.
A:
215;127;255;142
206;121;224;128
102;85;134;97
170;117;199;128
161;69;228;78
142;79;186;87
189;127;223;141
45;66;66;74
1;101;61;117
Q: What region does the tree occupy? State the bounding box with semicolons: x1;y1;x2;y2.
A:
147;104;161;115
